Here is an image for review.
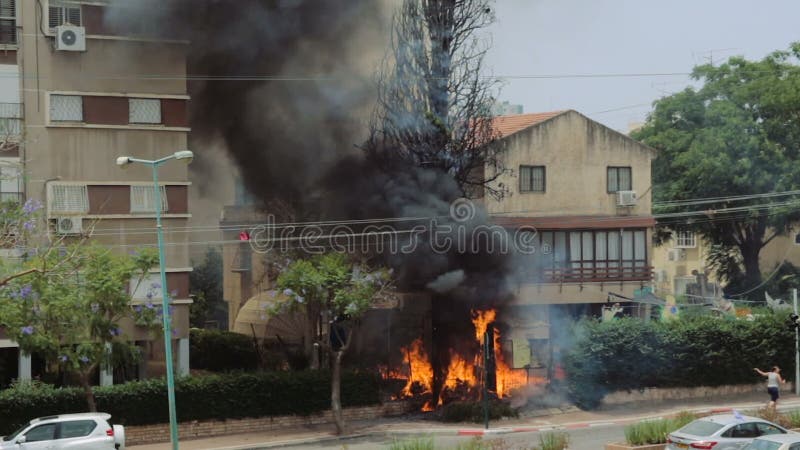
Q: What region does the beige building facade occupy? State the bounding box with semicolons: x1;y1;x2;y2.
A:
0;0;192;384
484;110;657;371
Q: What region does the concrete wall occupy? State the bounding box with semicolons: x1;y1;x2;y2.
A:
125;401;414;446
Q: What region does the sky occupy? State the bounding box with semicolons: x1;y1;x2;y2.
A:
486;0;800;132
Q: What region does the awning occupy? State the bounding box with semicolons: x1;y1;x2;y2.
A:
233;291;308;344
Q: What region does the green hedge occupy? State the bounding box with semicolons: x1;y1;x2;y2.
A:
190;329;260;372
0;370;381;434
564;312;793;409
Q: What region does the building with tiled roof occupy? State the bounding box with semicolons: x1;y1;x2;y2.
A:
483;109;657;371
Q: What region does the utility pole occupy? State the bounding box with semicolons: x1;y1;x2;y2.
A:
483;330;490;430
794;289;799;395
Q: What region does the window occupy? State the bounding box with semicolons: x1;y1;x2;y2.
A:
519;165;545;193
755;422;785;436
675;230;696;248
49;184;88;213
60;420;96;439
795;233;800;245
130;185;168;213
50;95;83;122
0;165;21;203
23;423;56;442
531;229;648;281
49;1;81;28
607;166;632;192
129;98;162;124
0;0;16;45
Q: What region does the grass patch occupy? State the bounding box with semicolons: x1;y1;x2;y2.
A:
389;436;434;450
624;412;697;445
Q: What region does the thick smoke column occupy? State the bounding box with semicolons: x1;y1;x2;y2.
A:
106;0;518;301
107;0;388;213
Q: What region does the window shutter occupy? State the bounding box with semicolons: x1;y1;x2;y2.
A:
129;98;162;124
49;184;88;213
50;95;83;122
519;166;531;192
531;167;544;192
48;6;62;28
607;168;617;192
619;168;631;191
130;185;168;213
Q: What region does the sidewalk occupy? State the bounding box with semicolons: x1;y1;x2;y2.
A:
128;392;800;450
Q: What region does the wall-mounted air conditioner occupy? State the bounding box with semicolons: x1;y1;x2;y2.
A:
616;190;637;207
55;25;86;52
55;216;82;235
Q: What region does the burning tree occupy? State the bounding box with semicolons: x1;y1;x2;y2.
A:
275;253;393;434
366;0;508;200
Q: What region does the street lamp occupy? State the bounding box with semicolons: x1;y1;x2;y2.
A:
116;150;193;450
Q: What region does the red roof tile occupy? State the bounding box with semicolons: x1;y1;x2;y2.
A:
492;111;568;138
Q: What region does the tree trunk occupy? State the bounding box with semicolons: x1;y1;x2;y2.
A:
741;244;763;292
79;372;97;412
331;349;346;435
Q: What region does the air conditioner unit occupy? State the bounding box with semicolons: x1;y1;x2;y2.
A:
54;25;86;52
667;248;686;262
55;217;82;235
616;190;637;207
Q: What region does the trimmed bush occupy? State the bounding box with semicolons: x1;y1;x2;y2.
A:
190;329;259;372
564;312;793;409
0;370;381;434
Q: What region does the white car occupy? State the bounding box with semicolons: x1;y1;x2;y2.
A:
745;434;800;450
0;413;124;450
666;413;789;450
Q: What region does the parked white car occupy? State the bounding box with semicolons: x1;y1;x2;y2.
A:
745;434;800;450
0;413;124;450
666;413;789;450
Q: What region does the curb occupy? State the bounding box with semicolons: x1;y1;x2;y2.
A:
194;399;800;448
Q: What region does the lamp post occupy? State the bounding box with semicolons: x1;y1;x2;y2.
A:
116;150;193;450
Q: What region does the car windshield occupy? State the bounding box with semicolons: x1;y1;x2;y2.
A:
2;422;30;442
677;420;725;437
746;439;783;450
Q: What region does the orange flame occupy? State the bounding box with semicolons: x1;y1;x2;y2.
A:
395;308;545;408
399;338;433;397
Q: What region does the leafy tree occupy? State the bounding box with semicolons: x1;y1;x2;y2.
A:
189;247;224;329
275;253;392;435
0;244;159;411
633;43;800;298
366;0;507;199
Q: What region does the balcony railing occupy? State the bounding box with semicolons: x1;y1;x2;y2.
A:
542;266;654;283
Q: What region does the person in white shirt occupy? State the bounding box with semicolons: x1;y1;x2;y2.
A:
754;366;785;410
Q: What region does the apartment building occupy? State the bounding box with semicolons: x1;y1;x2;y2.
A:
0;0;191;385
484;110;657;371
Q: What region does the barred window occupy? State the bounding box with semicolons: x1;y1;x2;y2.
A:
49;2;81;28
50;95;83;122
519;165;545;193
607;166;632;192
49;184;88;213
0;0;16;45
129;98;162;124
130;185;168;213
675;231;697;248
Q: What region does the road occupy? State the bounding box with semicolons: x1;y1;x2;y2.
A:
286;424;625;449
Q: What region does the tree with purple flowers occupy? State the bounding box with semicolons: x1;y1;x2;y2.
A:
275;253;393;435
0;243;159;411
